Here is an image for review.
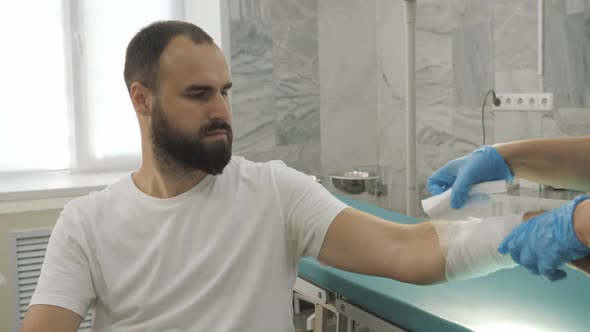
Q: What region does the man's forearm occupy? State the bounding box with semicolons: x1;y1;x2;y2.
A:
404;201;590;284
494;136;590;191
400;222;447;285
402;215;522;285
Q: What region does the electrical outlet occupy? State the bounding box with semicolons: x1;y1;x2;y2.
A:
493;92;553;111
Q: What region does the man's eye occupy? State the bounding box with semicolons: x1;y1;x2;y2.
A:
221;90;229;96
188;92;206;99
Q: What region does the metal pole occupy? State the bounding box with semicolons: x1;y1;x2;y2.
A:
404;0;417;216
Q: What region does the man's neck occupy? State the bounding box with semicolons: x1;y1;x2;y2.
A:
131;161;209;199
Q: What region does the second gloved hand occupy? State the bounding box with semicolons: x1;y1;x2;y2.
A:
427;145;513;209
498;195;590;281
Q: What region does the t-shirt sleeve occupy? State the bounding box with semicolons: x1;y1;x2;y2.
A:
271;162;348;258
29;202;96;318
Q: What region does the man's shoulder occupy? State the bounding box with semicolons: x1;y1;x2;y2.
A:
61;175;131;220
228;156;314;189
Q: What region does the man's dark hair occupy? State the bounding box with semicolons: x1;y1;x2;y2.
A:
123;20;213;92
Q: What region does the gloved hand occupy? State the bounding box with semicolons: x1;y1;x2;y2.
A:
427;145;513;209
498;195;590;281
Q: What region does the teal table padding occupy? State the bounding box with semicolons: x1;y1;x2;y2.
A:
298;196;590;332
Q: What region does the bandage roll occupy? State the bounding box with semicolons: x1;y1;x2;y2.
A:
434;214;523;281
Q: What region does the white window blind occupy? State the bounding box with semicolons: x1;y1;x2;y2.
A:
0;1;72;172
75;0;183;166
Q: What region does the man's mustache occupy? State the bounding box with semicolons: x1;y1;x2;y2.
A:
200;120;232;136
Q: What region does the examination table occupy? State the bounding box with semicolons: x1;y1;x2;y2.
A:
295;196;590;332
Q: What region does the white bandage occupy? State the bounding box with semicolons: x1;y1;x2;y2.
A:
421;180;507;218
434;214;523;281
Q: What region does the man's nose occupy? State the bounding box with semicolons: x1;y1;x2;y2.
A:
208;91;230;120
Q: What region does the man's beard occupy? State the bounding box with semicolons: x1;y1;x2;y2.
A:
150;100;233;175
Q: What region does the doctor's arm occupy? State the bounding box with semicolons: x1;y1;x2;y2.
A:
495;136;590;192
427;136;590;210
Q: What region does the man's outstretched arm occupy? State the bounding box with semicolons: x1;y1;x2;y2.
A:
318;208;520;285
318;208;445;284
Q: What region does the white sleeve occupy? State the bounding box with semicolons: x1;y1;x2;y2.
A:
271;162;348;259
29;203;96;318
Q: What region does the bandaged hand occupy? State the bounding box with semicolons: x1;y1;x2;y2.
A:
427;145;513;209
498;195;590;281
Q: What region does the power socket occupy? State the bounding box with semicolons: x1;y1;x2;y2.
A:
493;92;554;111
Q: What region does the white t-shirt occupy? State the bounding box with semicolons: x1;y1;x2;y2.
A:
30;157;348;332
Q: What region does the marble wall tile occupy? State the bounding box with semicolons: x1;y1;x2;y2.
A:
544;13;585;107
229;0;272;21
377;102;405;169
545;0;590;15
271;18;320;146
376;0;404;97
495;69;540;92
416;103;454;146
274;95;319;145
375;109;407;209
453;22;494;106
452;0;494;27
320;104;379;173
453;105;495;152
543;0;567;17
415;0;460;34
318;0;378;104
566;0;587;14
271;20;318;76
241;135;322;177
231;85;277;153
416;29;454;107
494;111;544;143
376;0;405;105
230;19;276;154
541;108;590;137
230;20;273;87
416;1;455;109
367;166;406;212
271;0;317;20
494;0;537;71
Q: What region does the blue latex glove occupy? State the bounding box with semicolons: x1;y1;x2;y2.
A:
498;195;590;281
427;145;513;209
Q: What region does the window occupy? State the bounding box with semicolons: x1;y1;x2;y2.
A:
74;0;183;169
0;1;71;172
0;0;223;174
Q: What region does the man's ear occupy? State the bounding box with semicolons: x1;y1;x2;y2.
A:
130;82;153;116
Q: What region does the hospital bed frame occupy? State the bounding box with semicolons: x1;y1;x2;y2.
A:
294;277;406;332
